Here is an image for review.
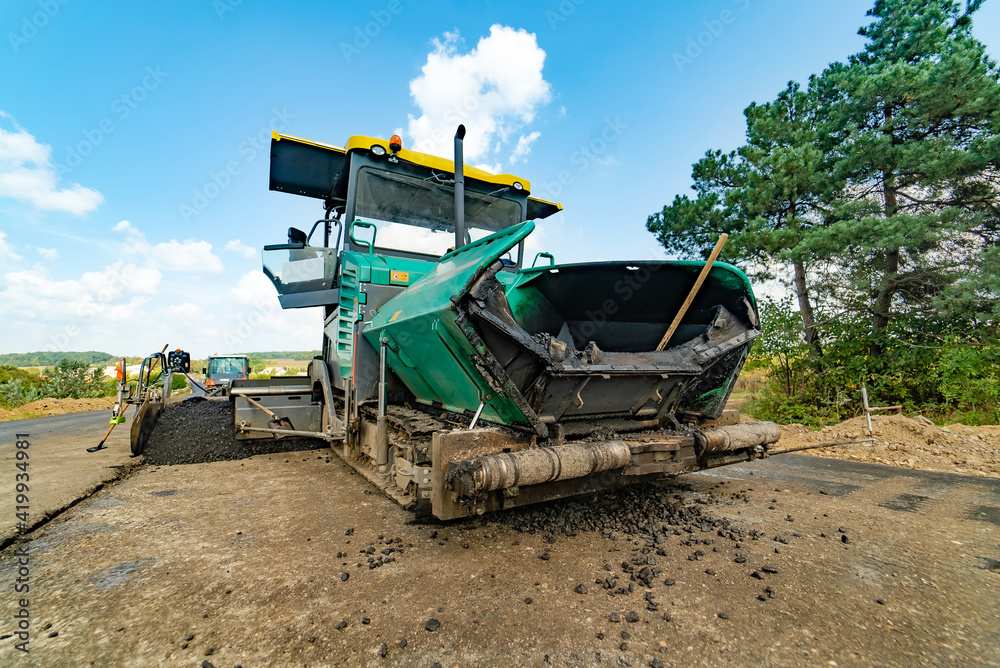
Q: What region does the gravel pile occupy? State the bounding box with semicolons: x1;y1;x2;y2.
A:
143;397;325;465
487;483;726;537
781;414;1000;478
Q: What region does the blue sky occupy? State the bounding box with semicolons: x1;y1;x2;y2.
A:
2;0;998;357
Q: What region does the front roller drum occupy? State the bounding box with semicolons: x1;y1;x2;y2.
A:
448;440;633;497
694;422;782;455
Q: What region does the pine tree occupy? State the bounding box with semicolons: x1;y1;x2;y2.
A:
647;81;835;353
812;0;1000;355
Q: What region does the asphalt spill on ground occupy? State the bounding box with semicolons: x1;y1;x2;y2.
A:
143;397;324;465
486;482;722;537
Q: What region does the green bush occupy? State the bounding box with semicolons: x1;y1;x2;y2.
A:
742;299;999;426
0;379;44;409
42;359;114;400
0;366;46;409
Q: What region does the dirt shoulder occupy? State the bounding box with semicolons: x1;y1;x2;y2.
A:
777;413;1000;478
0;397;116;422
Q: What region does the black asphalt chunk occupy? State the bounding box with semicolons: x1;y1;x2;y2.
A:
143;398;323;465
626;611;640;623
486;482;721;537
717;612;729;619
425;618;441;632
761;566;778;574
341;572;349;581
379;642;388;657
575;584;588;594
336;620;347;630
610;613;620;623
524;597;532;604
399;638;407;648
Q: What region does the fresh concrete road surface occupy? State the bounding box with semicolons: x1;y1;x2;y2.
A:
0;410;136;545
0;430;997;666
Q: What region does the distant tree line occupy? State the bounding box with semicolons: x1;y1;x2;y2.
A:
244;351;321;361
0;351;115;367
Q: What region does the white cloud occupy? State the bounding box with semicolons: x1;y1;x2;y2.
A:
146;239;224;274
406;25;551;163
0;243;318;358
224;271;320;351
0;112;104;215
36;247;58;260
163;302;208;321
509;131;541;165
558;106;567;119
2;262;161;330
112;222;224;274
474;162;503;174
113;220;137;233
225;239;258;260
0;231;21;263
79;261;162;299
231;270;276;306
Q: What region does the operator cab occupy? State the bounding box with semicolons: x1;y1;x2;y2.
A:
261;132;561;309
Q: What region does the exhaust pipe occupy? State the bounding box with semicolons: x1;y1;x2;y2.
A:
454;124;466;250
